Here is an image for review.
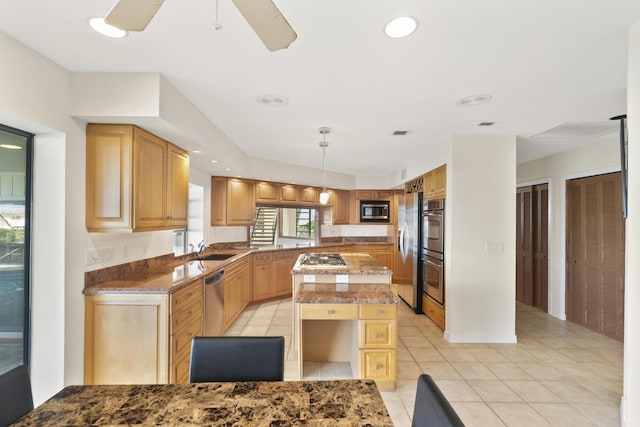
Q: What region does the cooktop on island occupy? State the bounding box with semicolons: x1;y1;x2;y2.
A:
299;253;347;267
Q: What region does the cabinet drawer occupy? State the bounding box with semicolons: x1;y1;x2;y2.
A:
171;313;201;356
170;342;192;384
274;250;297;260
253;252;273;262
171;282;202;313
360;320;396;348
360;349;396;382
359;304;396;320
171;296;202;334
423;295;445;330
300;304;358;320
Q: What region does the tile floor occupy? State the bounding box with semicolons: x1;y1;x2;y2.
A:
225;298;623;426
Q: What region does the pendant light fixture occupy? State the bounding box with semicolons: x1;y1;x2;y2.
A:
318;127;331;205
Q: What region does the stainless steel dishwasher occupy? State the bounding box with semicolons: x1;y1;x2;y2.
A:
203;270;224;336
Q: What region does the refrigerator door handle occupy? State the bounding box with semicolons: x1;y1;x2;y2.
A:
400;222;408;261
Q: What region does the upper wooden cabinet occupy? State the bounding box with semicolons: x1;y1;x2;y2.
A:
255;181;318;206
354;190;394;200
326;189;350;225
211;177;256;226
423;164;446;200
86;124;189;232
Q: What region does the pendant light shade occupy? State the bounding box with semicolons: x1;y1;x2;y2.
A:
319;127;331;205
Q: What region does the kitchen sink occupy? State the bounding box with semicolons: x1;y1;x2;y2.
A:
196;253;236;261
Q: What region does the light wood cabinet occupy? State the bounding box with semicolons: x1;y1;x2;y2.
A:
84;279;203;385
355;244;394;270
211;177;256;226
86;124;189;232
423;164;446;200
325;189;350;224
354;190;394;200
255;182;319;206
252;251;299;302
423;295;445;330
224;257;251;329
255;181;279;203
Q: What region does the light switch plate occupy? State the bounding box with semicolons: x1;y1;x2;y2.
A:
303;274;316;283
336;274;349;283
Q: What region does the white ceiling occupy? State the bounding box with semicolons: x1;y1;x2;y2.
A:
1;0;639;178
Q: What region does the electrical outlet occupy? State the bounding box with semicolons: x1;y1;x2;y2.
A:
303;274;316;283
336;274;349;283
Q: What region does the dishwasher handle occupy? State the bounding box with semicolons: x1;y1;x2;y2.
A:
204;270;224;285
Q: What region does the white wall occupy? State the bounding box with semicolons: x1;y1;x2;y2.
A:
445;134;517;343
516;137;620;319
622;21;640;427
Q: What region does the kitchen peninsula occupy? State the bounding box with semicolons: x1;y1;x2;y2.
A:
292;253;399;389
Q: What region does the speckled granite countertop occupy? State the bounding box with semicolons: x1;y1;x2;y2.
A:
291;253;393;275
12;380;393;426
296;283;400;304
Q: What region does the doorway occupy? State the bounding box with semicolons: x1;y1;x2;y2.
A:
566;172;625;341
516;184;548;311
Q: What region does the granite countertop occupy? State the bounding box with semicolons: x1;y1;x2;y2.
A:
291;252;393;275
13;380;393;426
295;283;401;304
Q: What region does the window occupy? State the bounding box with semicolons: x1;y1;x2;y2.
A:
0;124;33;374
281;208;315;239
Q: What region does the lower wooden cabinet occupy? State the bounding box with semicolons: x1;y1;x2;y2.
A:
84;279;203;385
355;244;394;270
423;295;445;330
224;256;251;329
253;251;299;302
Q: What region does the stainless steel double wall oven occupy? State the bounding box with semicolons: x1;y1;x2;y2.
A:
422;198;445;305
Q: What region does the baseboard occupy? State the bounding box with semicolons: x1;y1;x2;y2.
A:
444;331;517;344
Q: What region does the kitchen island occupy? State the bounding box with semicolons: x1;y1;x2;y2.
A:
292;253;399;390
12;380;393;426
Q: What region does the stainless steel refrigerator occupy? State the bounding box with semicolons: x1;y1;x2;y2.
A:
396;191;423;313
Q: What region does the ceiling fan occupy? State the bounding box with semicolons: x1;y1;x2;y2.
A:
103;0;297;51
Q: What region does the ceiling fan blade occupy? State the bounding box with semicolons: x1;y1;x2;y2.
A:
104;0;165;31
231;0;297;51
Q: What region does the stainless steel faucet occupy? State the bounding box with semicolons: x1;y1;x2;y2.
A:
197;240;209;255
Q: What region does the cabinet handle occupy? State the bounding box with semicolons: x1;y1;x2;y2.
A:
375;332;382;339
327;309;335;315
375;364;383;370
375;309;383;316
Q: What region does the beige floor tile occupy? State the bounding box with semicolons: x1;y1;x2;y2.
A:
489;402;552;426
434;379;482;402
571;403;621;427
399;326;424;337
468;380;523;403
397;360;423;380
503;380;561;403
451;401;507;426
400;335;434;348
408;347;446;362
498;348;542;363
265;325;291;336
439;348;478;362
467;348;510;363
530;403;597;427
484;363;532;380
452;362;499;380
239;325;269;336
383;400;412;427
517;363;568;381
541;380;601;403
269;316;292;326
397;347;414;362
417;362;462;379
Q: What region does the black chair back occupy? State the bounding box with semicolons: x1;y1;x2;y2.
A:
189;336;285;383
412;374;465;427
0;365;34;427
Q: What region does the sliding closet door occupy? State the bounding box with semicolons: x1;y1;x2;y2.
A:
566;172;625;341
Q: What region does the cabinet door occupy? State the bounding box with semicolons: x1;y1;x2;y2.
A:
253;253;274;301
355;190;376;200
86;124;133;231
84;294;169;384
166;144;189;228
432;165;446;198
331;189;350;224
299;186;318;205
280;184;299;203
227;178;256;225
272;251;298;296
133;128;167;230
211;176;227;225
256;181;279;203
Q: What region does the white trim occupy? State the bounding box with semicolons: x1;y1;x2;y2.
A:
444;331;518;344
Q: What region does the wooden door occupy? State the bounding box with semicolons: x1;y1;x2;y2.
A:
566;172;625;340
166;143;189;228
133;128;167;230
516;185;548;310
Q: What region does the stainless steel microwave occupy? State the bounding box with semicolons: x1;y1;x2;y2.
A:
359;200;390;222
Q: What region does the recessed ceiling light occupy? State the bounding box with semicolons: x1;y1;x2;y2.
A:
89;17;128;39
256;95;289;107
384;16;418;38
210;159;219;163
191;150;202;154
224;167;231;171
0;144;22;150
456;94;492;107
